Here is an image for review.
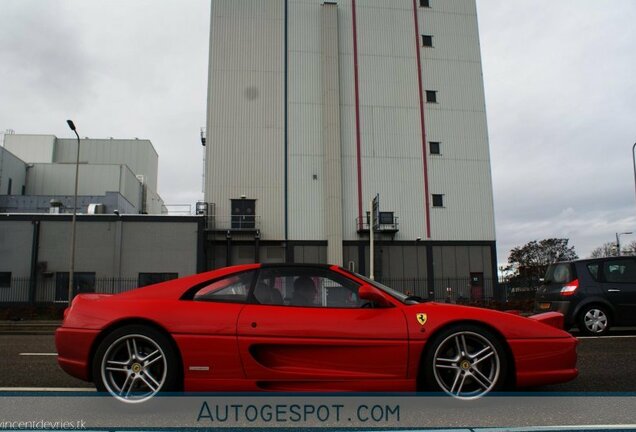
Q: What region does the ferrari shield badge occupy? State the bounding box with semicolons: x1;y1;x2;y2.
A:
416;313;427;326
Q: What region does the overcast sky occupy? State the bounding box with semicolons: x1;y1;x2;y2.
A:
1;0;635;265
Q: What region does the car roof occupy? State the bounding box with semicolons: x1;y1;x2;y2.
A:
553;256;635;265
260;263;334;269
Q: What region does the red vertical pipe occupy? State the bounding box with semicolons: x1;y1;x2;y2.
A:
352;0;364;230
412;0;432;239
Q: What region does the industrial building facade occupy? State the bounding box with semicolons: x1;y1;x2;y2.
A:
0;134;181;303
203;0;497;298
1;134;165;215
0;214;204;303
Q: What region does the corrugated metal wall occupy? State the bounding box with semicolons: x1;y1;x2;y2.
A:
26;164;142;210
206;0;495;243
205;0;285;239
54;138;159;193
4;134;56;164
353;0;428;241
0;218;199;280
418;0;495;240
0;146;27;196
289;0;326;240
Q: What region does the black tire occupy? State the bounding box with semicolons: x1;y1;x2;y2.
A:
422;324;508;399
92;325;179;402
577;305;611;336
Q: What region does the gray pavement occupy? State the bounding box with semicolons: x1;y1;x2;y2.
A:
0;334;91;388
1;333;636;391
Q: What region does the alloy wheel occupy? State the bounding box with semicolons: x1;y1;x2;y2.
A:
100;334;167;403
432;331;500;399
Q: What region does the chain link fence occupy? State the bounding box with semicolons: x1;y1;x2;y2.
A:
0;276;540;311
0;277;139;304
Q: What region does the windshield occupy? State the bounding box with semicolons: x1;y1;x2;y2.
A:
348;271;421;304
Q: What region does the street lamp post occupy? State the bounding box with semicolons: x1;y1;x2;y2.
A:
415;237;421;297
66;120;81;306
616;231;633;257
632;143;636;207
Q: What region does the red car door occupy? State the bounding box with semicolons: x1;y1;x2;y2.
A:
236;267;409;390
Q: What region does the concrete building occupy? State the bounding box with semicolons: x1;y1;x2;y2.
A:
0;145;27;197
1;134;165;215
0;136;197;303
203;0;497;299
0;214;204;303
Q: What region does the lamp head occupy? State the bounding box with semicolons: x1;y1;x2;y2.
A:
66;120;77;131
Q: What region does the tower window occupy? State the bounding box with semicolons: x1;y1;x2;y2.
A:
430;142;441;155
422;35;433;47
420;0;430;7
432;194;444;207
426;90;437;103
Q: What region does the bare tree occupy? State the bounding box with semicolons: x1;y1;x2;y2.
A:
589;242;618;258
622;240;636;256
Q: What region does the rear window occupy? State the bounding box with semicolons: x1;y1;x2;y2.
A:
544;263;576;284
192;271;255;303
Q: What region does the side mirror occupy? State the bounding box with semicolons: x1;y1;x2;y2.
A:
358;284;392;308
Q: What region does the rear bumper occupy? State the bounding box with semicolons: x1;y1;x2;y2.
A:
509;337;578;388
534;300;574;326
55;327;100;382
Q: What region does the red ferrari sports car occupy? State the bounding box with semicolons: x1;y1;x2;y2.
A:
56;264;578;402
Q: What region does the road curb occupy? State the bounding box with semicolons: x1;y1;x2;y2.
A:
0;321;60;335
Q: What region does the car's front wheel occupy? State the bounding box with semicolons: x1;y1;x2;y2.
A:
423;324;507;399
92;325;179;403
577;305;611;336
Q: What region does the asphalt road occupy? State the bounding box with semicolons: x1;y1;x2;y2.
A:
1;332;636;391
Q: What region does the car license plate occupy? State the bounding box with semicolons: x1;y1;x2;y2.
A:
538;302;551;310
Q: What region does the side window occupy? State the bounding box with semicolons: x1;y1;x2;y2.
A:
254;268;361;308
193;271;255;303
603;259;636;283
587;264;599;281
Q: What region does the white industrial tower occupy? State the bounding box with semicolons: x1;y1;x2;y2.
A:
204;0;497;299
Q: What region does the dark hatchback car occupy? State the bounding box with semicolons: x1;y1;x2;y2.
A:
534;257;636;335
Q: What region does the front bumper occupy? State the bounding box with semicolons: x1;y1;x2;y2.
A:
509;336;578;388
55;327;100;382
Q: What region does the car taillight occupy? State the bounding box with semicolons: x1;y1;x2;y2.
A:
560;279;579;296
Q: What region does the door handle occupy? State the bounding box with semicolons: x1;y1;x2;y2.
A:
608;289;621;293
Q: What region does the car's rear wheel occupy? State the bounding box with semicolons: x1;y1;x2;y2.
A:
423;324;507;399
92;325;179;403
578;305;611;336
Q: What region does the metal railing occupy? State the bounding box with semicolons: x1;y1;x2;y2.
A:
0;277;139;304
205;215;261;231
378;277;498;303
356;215;399;233
1;276;538;309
